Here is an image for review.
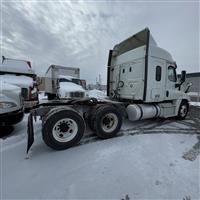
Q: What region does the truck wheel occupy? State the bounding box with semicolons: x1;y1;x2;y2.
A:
177;101;189;120
42;109;85;150
94;105;122;139
86;106;101;131
87;114;96;131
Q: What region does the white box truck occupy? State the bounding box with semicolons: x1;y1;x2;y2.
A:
26;28;192;153
44;65;86;100
0;57;39;112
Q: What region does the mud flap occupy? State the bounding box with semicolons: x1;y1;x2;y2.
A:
27;113;34;154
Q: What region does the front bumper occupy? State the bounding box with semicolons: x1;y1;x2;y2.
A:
0;109;24;126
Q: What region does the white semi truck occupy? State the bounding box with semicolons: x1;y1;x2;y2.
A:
44;65;86;100
27;28;191;153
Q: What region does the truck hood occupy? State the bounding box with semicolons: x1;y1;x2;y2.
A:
1;74;34;88
59;82;85;93
0;82;21;93
0;83;22;114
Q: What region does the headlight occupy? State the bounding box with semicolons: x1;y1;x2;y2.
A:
0;102;17;109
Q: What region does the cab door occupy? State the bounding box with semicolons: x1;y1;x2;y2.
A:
165;64;179;100
149;58;166;102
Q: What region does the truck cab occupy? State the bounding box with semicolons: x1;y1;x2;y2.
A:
0;57;39;111
108;28;190;119
44;65;86;100
58;75;86;99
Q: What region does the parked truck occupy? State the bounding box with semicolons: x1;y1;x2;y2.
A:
27;28;191;153
0;56;39;112
44;65;86;100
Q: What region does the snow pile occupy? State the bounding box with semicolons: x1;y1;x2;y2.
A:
88;89;107;100
38;92;47;100
190;102;200;107
188;92;200;97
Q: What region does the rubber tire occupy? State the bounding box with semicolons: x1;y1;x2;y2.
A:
87;106;102;131
177;100;189;120
93;105;122;139
87;114;96;131
42;109;85;150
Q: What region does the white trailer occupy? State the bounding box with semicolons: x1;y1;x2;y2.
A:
26;28;191;153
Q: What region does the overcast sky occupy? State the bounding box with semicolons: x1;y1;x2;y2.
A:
1;0;199;83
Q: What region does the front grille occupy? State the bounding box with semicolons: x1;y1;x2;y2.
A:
21;88;29;100
70;92;84;98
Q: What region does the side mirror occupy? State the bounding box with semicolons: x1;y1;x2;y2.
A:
180;70;186;83
176;70;186;90
185;82;193;93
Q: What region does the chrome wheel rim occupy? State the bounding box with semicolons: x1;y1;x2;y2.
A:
101;113;118;133
52;118;78;142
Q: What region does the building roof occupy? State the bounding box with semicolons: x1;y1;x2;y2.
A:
178;72;200;78
186;72;200;78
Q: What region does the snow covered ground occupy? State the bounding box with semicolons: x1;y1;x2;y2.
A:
1;112;200;199
190;101;200;107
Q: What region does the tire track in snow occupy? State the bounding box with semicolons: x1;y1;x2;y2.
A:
78;118;200;145
80;128;200;146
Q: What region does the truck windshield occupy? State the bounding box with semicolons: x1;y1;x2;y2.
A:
59;78;82;86
71;78;81;86
59;78;70;83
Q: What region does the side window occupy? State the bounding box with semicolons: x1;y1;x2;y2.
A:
168;66;177;82
155;66;161;81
